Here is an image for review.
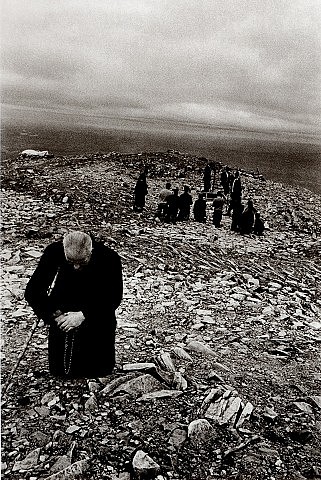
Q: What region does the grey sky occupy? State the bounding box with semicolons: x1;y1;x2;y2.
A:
2;0;321;136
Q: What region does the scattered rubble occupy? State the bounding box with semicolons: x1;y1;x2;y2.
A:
1;151;321;479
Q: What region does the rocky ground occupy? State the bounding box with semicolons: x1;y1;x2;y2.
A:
1;151;321;480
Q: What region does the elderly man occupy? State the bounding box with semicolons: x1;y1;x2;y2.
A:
25;231;123;378
157;182;172;219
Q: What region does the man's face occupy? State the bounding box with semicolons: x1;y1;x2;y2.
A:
64;249;92;271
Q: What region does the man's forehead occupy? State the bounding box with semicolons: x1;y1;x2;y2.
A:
65;252;90;259
64;246;91;259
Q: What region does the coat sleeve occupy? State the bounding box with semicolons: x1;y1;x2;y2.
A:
107;251;123;311
81;249;123;321
25;243;61;323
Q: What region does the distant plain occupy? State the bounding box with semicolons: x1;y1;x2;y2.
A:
2;122;321;195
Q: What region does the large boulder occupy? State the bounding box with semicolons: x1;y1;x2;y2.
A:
132;450;161;479
20;149;49;157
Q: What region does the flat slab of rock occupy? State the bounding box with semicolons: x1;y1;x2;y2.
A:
186;340;216;358
44;459;89;479
236;402;254;428
204;389;252;429
172;372;188;390
212;361;229;372
112;374;163;397
310;396;321;409
118;320;139;329
293;402;314;414
49;455;71;474
122;362;156;372
137;390;183;401
220;397;242;425
169;428;187;449
156;352;176;371
13;448;41;471
172;346;193;362
24;249;42;258
84;394;98;412
100;373;138;395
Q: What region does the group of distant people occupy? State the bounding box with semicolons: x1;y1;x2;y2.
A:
23;163;265;383
218;165;264;235
133;164;265;235
156;183;193;223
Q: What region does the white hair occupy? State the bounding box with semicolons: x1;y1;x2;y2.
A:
63;231;92;257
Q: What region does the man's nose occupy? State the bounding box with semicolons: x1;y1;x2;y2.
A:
73;263;81;270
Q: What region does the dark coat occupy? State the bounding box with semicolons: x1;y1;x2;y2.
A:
212;196;224;212
220;170;229;195
134;179;148;209
231;177;242;199
178;192;193;220
193;198;206;222
203;165;212;192
165;193;180;223
240;207;256;234
231;203;244;231
212;196;225;227
25;240;123;378
253;215;265;235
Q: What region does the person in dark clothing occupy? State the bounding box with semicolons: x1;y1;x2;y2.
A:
227;170;242;215
157;182;172;219
220;167;230;196
178;185;193;221
228;170;235;194
203;164;212;192
193;193;207;223
133;173;148;212
231;171;242;198
239;199;256;234
25;231;123;378
210;162;217;191
253;212;265;236
231;200;244;232
165;188;180;224
212;191;226;227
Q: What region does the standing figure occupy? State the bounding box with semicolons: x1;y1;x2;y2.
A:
25;231;123;378
211;163;217;191
231;171;242;199
193;193;207;223
220;166;230;196
231;200;244;232
133;173;148;212
203;164;212;192
178;185;193;221
239;199;256;234
212;191;226;228
157;182;172;219
227;170;242;215
228;169;235;194
165;187;180;224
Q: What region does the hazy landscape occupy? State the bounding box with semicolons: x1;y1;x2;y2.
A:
2;122;321;195
2;1;321;477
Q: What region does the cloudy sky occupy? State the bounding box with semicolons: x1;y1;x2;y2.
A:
2;0;321;137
